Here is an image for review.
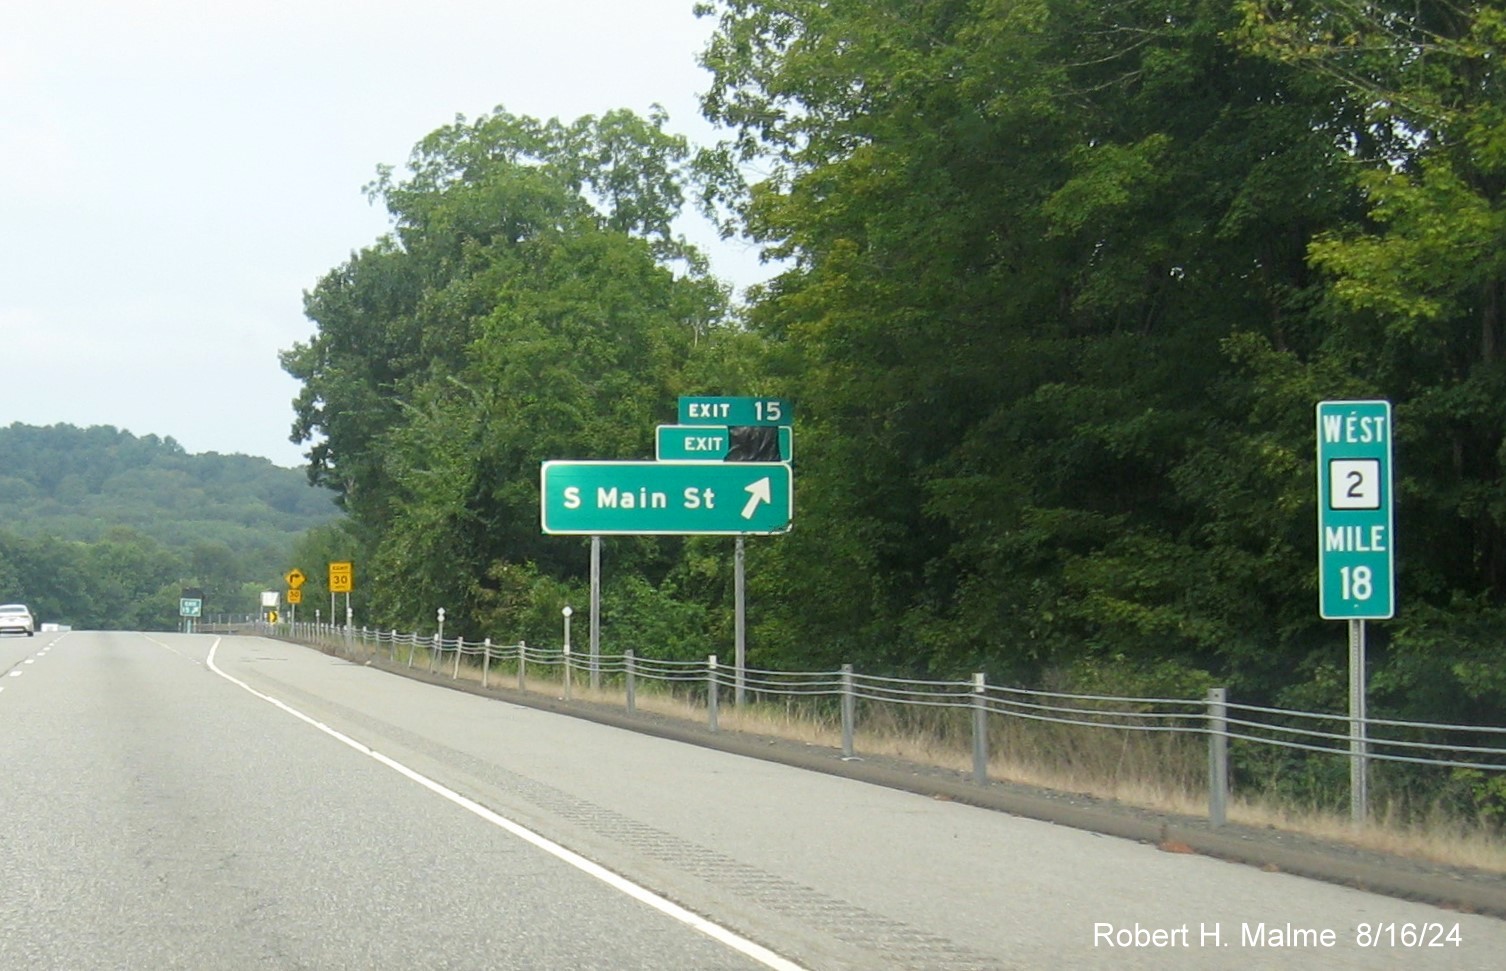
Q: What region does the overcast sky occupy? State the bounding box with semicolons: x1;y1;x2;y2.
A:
1;0;768;469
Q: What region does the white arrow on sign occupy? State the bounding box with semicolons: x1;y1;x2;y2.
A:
741;477;772;520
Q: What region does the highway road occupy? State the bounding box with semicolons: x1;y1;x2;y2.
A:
2;630;1503;969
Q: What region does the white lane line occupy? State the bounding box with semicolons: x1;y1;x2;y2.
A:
7;671;22;677
140;634;203;665
203;637;806;971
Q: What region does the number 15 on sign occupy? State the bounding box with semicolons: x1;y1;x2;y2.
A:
1316;400;1394;620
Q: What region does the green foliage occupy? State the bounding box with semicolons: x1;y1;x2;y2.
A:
286;520;369;625
285;106;728;635
0;423;336;542
601;574;714;662
0;423;341;627
1454;769;1506;825
1051;653;1216;703
277;0;1506;789
470;560;580;648
691;0;1364;698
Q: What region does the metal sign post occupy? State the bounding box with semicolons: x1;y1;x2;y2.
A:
735;535;746;707
1349;618;1368;826
542;395;796;712
590;536;601;690
1316;399;1394;826
678;396;794;708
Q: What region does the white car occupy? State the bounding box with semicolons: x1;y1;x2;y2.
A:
0;604;35;637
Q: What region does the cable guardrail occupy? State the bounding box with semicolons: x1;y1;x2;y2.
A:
245;619;1506;828
1221;703;1506;771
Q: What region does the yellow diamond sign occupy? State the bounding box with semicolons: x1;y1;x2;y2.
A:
285;568;306;589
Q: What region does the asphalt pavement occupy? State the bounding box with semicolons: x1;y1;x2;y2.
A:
2;630;1502;970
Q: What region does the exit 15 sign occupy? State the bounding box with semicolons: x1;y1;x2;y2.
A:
1316;400;1394;620
678;396;792;426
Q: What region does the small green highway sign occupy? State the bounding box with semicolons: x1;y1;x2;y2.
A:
657;425;792;462
678;396;792;427
541;461;792;535
179;598;203;618
1316;400;1394;620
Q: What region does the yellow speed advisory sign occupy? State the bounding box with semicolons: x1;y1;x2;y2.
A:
328;561;354;593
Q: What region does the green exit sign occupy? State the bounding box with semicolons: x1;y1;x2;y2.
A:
1316;400;1394;620
541;461;792;535
657;425;792;462
678;396;792;426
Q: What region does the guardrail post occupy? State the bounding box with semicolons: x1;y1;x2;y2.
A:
563;642;572;700
1208;687;1228;827
453;637;464;679
407;631;417;668
518;641;527;691
482;638;492;688
626;650;637;714
428;634;439;673
972;673;988;785
708;654;719;732
390;629;398;663
841;664;856;758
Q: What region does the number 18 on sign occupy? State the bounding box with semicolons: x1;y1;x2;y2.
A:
1316;400;1394;619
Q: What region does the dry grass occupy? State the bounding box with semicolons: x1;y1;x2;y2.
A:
326;635;1506;874
1220;794;1506;873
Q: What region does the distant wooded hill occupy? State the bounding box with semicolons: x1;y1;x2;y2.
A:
0;423;340;628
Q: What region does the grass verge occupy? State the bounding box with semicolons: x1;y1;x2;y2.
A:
316;633;1506;875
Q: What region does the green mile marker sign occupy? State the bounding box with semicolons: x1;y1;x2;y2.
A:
1316;400;1394;620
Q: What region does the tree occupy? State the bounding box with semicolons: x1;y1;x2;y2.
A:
692;0;1367;691
0;423;339;627
1232;2;1506;718
286;107;729;633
